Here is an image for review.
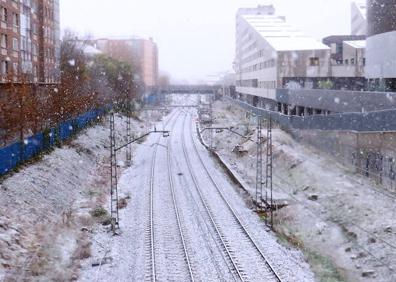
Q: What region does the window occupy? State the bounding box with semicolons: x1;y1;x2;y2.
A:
309;57;319;66
13;62;18;74
362;58;366;66
21;36;26;51
12;13;19;26
345;59;349;65
351;58;355;65
12;38;18;51
1;34;7;48
32;44;37;55
0;7;7;22
1;60;9;75
33;23;38;34
336;43;342;54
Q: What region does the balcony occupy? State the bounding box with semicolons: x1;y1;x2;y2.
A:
236;86;276;100
331;64;364;77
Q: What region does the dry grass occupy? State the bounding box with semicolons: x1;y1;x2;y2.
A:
73;234;92;260
118;198;128;209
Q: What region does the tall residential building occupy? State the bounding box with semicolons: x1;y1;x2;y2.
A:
0;0;60;83
234;5;330;108
95;37;158;88
366;0;396;91
351;1;367;36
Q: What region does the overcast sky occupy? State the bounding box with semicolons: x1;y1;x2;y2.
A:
60;0;351;83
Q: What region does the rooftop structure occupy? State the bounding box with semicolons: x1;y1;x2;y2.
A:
322;35;366;64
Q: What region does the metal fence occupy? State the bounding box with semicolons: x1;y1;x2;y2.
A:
0;109;105;176
226;96;396;193
227;96;396;132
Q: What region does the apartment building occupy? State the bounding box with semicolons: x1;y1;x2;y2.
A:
0;0;60;83
95;37;158;88
234;5;330;108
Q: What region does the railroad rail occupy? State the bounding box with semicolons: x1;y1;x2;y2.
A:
180;114;245;281
167;116;195;281
146;110;196;281
146;110;178;281
184;112;283;282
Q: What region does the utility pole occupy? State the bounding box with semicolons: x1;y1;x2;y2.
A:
255;115;263;210
109;112;119;233
209;94;214;151
265;115;273;228
126;91;132;167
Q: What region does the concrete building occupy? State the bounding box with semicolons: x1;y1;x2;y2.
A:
95;37;158;88
322;35;366;90
234;5;330;108
366;0;396;91
351;1;367;36
0;0;60;83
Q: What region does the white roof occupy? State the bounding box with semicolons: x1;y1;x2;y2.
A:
242;15;329;51
352;1;367;19
344;40;366;49
83;45;102;55
266;37;330;51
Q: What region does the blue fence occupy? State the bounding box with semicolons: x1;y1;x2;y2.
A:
0;109;105;176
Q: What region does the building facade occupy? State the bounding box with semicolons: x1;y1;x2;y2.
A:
366;0;396;91
322;35;366;90
0;0;60;83
351;1;367;36
234;5;330;108
95;37;158;88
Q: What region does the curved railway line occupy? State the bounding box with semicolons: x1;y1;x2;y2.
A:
181;111;283;282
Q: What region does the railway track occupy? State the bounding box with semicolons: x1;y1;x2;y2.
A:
145;109;195;281
181;112;283;282
145;110;177;281
166;111;195;281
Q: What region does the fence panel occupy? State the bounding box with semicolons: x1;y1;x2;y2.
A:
0;108;106;176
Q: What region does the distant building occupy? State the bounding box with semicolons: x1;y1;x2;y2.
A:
366;0;396;91
234;5;330;108
0;0;60;83
95;37;158;88
351;1;367;36
322;35;366;90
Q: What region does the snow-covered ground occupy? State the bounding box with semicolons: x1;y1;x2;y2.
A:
80;96;314;281
0;109;165;281
209;97;396;282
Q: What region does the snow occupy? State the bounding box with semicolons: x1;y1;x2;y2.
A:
80;95;314;281
242;14;330;51
210;98;396;281
344;40;366;49
0;111;157;281
266;37;330;51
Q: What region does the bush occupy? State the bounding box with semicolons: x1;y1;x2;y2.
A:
90;206;108;218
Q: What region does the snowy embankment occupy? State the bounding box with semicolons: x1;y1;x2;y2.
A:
209;98;396;282
0;110;162;281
